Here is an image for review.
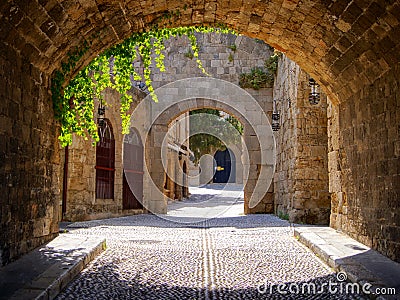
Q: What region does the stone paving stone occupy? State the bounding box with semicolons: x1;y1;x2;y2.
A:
0;235;105;300
295;226;400;300
56;188;366;300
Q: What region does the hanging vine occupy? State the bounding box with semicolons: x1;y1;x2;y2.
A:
52;24;233;147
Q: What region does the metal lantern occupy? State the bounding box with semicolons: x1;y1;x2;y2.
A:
135;81;149;94
272;122;280;131
97;102;106;127
272;98;280;131
308;77;320;105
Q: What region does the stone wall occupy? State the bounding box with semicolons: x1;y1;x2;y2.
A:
63;32;275;219
330;61;400;262
139;33;275;213
274;55;330;224
137;32;274;111
0;44;60;265
164;112;190;200
1;0;400;266
63;88;145;221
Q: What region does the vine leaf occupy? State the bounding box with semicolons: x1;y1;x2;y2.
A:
52;25;236;147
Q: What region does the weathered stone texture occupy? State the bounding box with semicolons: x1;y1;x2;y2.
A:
64;33;274;219
274;55;330;225
0;44;60;265
138;33;275;214
330;61;400;262
63;88;145;221
1;0;400;265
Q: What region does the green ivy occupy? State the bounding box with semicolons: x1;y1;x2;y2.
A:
239;67;274;90
265;52;280;75
277;211;290;221
52;24;233;147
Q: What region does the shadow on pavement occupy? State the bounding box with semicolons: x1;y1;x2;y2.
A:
56;262;366;300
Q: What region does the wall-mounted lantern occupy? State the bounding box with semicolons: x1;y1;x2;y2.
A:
308;77;320;105
97;101;106;127
272;98;280;131
134;81;149;94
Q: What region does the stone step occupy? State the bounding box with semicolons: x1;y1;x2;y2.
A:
0;234;106;300
294;226;400;300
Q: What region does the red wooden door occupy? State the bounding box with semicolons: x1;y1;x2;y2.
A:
123;129;144;209
96;120;115;199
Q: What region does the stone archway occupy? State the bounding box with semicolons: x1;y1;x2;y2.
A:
1;1;400;264
128;77;275;215
7;1;396;107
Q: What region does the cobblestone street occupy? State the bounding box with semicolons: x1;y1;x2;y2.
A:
57;185;364;299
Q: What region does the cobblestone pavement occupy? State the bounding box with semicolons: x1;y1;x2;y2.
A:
57;186;365;299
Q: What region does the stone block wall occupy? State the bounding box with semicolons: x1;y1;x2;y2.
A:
62;88;145;221
274;55;330;224
0;44;60;265
134;32;275;120
1;0;400;266
144;33;273;91
330;61;400;262
139;32;275;213
62;32;276;219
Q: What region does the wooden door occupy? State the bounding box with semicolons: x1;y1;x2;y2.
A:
213;148;232;183
96;119;115;199
123;129;144;209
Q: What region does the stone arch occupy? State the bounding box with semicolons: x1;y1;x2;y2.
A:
6;1;399;107
2;1;400;264
128;77;275;214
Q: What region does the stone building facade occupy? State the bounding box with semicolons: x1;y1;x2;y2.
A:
62;33;335;227
273;55;330;224
164;112;190;201
61;88;146;221
62;33;276;220
142;33;276;214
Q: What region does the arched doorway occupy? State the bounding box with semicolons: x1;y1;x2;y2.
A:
95;119;115;199
123;129;144;210
213;148;236;183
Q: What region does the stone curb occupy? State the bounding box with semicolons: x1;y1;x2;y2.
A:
7;235;106;300
294;226;400;300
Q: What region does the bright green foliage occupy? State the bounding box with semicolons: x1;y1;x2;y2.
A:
52;25;233;147
238;51;280;90
265;52;280;75
239;67;274;90
227;44;237;52
278;211;290;221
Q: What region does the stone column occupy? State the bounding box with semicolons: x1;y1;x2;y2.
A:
143;124;168;214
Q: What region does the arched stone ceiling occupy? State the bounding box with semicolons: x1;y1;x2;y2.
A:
1;0;399;104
